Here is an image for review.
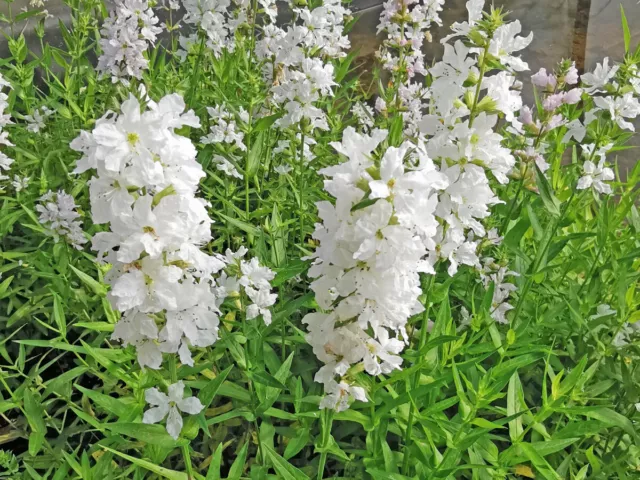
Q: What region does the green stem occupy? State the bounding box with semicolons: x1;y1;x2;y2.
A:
317;409;334;480
298;130;306;246
577;227;607;296
500;171;527;235
182;445;194;480
187;33;207;108
468;44;490;128
401;274;435;475
511;190;577;325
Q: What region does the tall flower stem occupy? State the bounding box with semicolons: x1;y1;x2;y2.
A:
187;33;207;108
298;129;306;245
511;190;577;326
468;44;491;128
317;408;334;480
401;274;435;475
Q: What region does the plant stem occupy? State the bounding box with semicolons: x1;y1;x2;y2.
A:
182;445;195;480
401;274;435;475
187;33;207;108
468;44;490;128
317;408;334;480
500;163;529;234
298;130;306;246
511;190;577;325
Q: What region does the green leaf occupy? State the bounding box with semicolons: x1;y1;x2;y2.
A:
69;265;107;296
583;408;639;441
227;442;249;480
217;213;260;237
554;420;607;439
535;163;561;217
101;447;189;480
260;352;293;413
519;443;562;480
52;293;66;337
246;131;265;178
284;428;309;460
263;445;310;480
249;370;286;390
253;114;280;132
23;389;46;456
272;260;308;287
205;443;224;480
105;423;188;448
198;365;233;408
75;385;133;419
621;5;631;54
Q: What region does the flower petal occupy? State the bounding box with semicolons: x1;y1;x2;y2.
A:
166;406;183;440
144;387;168;407
167;381;185;403
142;404;169;424
177;396;204;415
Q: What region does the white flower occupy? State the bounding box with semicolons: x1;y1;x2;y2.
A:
274;164;292;175
97;0;162;83
589;304;616;320
143;381;204;439
11;175;29;192
593;93;640;131
488;20;533;72
245;286;277;325
36;190;87;249
577;160;614;195
483;72;523;122
213;155;242;179
24;106;54;133
581;57;619;93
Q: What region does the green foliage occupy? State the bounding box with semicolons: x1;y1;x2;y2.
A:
0;1;638;480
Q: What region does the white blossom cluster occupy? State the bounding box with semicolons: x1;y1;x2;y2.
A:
478;257;518;324
375;0;445;136
303;127;450;411
178;0;249;60
0;74;13;182
377;0;445;78
201;105;247;180
25;106;54;133
255;0;351;130
36;191;88;250
303;0;542;411
522;55;640;196
97;0;162;84
71;92;276;370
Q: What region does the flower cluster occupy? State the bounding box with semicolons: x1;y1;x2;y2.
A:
25;106;54;133
36;191;87;250
478;258;518;324
377;0;445;78
376;0;445;135
0;74;13;183
72;92;276;369
256;0;351;131
303;128;450;411
97;0;162;84
178;0;246;60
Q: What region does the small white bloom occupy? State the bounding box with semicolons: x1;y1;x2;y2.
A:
577;160;615;195
581;57;619;93
589;304;616;320
143;381;203;439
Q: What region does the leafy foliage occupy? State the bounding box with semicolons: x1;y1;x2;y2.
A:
0;0;639;479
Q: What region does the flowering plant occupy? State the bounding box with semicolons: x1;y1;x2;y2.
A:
1;0;640;478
